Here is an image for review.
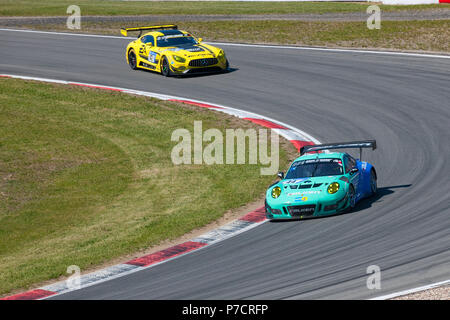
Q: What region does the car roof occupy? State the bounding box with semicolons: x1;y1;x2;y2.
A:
142;29;189;38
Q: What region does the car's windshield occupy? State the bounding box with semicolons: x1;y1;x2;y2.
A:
157;36;197;47
285;158;343;179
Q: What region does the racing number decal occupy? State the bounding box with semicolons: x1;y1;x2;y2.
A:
139;44;145;55
148;51;157;64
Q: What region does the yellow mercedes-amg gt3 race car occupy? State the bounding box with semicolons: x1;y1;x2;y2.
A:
121;25;229;76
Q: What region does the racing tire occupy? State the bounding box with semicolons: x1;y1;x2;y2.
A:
128;49;138;70
348;185;356;212
160;56;172;77
370;169;377;196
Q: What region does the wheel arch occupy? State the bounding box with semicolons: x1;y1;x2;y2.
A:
349;183;355;192
126;47;136;64
160;55;172;76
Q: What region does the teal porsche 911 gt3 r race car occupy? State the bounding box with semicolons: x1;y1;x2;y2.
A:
265;141;377;220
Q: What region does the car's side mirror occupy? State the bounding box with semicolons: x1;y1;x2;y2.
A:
198;38;203;43
350;168;359;174
277;172;284;179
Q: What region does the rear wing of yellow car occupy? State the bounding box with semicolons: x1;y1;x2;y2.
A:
120;25;178;37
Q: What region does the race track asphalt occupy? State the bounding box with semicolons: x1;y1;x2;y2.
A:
1;29;449;299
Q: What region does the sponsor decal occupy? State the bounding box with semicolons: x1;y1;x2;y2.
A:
303;158;341;164
287;190;321;196
283;178;310;185
289;206;315;215
294;196;308;202
185;47;204;52
157;35;186;40
165;46;204;53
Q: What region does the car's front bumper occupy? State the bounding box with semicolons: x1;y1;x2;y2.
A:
265;194;349;220
184;66;224;74
169;57;228;75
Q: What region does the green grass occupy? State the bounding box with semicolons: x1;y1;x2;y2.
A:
0;0;447;16
0;78;294;295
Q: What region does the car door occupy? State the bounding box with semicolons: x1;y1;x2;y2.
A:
344;154;360;196
139;35;159;69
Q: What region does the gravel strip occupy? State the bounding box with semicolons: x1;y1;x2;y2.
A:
0;9;449;27
392;285;450;300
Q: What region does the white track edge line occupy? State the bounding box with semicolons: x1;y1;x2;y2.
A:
210;41;450;59
371;279;450;300
1;28;449;59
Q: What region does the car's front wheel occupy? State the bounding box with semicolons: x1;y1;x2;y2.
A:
160;56;172;77
348;185;356;211
128;49;138;70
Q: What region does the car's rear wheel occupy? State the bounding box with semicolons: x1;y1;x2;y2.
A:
128;49;138;70
370;169;377;196
161;56;172;77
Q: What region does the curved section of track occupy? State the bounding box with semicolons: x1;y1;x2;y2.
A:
1;29;449;299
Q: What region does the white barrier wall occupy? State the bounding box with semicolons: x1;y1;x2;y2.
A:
138;0;447;4
235;0;445;2
381;0;439;4
164;0;446;2
133;0;368;2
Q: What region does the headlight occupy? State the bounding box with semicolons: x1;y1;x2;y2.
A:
271;186;281;199
327;182;340;194
217;50;225;58
172;55;185;63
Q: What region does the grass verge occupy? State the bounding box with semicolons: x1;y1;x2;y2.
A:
183;19;450;52
18;19;450;53
0;1;447;17
0;78;294;295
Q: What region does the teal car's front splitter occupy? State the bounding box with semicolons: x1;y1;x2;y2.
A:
265;181;350;220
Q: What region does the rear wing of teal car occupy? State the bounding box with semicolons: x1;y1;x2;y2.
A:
300;140;377;159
